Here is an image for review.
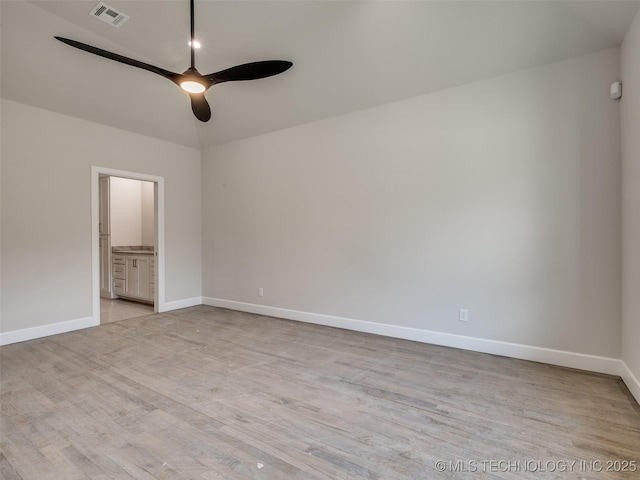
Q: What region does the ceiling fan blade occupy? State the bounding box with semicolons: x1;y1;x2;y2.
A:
189;93;212;122
55;36;181;85
206;60;293;85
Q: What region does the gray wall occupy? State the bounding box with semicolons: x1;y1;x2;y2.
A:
109;177;155;247
202;48;622;358
0;100;202;333
621;11;640;389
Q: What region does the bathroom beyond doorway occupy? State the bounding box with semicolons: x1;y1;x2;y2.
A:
98;173;158;324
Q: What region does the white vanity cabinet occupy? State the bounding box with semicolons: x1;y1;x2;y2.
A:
112;253;154;303
112;255;126;296
125;256;151;300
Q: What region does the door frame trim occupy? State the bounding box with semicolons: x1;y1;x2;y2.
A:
91;166;166;322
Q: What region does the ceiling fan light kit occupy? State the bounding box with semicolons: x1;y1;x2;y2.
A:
55;0;292;122
180;67;209;93
181;80;206;94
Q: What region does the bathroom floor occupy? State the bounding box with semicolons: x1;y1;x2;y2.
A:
100;298;154;324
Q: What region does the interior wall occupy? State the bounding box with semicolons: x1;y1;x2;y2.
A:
110;176;143;246
621;11;640;386
202;48;622;358
109;177;155;246
141;181;155;246
0;99;202;334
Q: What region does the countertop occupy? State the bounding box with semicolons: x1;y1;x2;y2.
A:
112;246;155;255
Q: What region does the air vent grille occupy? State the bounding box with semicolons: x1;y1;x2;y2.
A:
89;2;129;28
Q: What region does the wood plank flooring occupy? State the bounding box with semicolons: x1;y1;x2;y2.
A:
1;306;639;479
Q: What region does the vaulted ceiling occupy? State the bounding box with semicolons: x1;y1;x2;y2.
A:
2;0;639;149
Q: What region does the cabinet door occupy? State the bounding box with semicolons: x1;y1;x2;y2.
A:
125;257;139;297
99;176;110;234
124;256;151;300
137;257;151;300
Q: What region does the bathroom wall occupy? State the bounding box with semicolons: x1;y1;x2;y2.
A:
110;176;154;246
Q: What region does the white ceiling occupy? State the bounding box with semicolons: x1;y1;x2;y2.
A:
2;0;639;149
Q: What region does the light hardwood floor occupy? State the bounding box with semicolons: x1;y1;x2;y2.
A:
1;306;639;479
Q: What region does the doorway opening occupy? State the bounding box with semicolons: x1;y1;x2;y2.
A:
91;167;165;325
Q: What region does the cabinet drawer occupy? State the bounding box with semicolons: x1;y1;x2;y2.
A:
113;255;125;265
113;278;125;295
113;264;125;279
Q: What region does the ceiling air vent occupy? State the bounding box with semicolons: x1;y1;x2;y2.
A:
89;2;129;28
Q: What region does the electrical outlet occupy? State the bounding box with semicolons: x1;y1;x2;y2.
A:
258;287;264;297
459;308;469;322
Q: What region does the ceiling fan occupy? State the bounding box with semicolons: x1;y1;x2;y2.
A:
54;0;292;122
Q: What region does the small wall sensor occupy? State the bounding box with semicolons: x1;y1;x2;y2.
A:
610;81;622;100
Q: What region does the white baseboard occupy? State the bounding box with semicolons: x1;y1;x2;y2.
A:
203;297;639;404
160;296;203;312
0;296;202;346
620;361;640;403
0;316;99;346
3;297;638;405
